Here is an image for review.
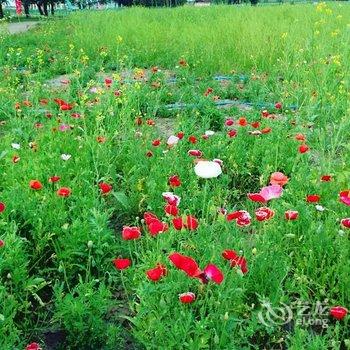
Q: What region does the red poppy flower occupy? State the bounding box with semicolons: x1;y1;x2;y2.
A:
60;104;73;111
270;172;289;186
341;218;350;228
299;144;309;153
146;263;167;281
172;217;184;230
226;210;251;227
285;210;299;221
225;119;234;126
148;220;169;236
184;215;198;230
238;117;248;126
146;119;155;126
188;135;197;144
261;110;270;118
330;306;348;320
71;113;81;119
230;255;248;274
105;78;113;87
295;133;306;142
0;202;5;213
97;136;107;143
169;175;181;188
143;212;159;225
113;258;131;270
40;99;48;105
339;190;350;206
179;292;196;304
26;343;41;350
169;252;201;277
202;264;224;284
251;121;260;128
222;249;238;261
57;187;71;197
12;155;20;163
227;129;237;138
99;182;112;194
152;139;161;146
261;127;272;134
165;204;178;216
53;99;66;107
177;131;184;139
306;194;320;203
255;207;275;221
122;226;141;240
30;180;43;190
320;175;332;182
188;150;203;157
49;176;60;183
179;59;187;67
23;100;32;107
275;102;282;109
204;87;213;96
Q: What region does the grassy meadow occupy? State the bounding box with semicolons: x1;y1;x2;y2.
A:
0;3;350;349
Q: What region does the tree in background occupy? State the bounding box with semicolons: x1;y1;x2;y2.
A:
0;0;5;18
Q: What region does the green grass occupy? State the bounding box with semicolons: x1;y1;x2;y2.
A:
0;3;349;349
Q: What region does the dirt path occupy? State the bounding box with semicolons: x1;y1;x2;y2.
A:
7;21;39;34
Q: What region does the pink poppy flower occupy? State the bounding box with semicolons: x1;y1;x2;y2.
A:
162;192;181;206
202;264;224;284
248;185;283;203
270;172;289;186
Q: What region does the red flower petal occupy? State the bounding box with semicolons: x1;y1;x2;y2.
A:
179;292;196;304
203;264;224;284
184;215;198;230
330;306;348;320
113;258;131;270
122;226;141;240
169;253;201;277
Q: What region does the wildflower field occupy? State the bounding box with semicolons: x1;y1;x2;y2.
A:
0;3;350;349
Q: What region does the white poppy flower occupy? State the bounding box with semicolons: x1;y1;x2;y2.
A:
205;130;215;137
11;143;20;150
167;135;179;146
61;154;71;161
194;160;222;179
